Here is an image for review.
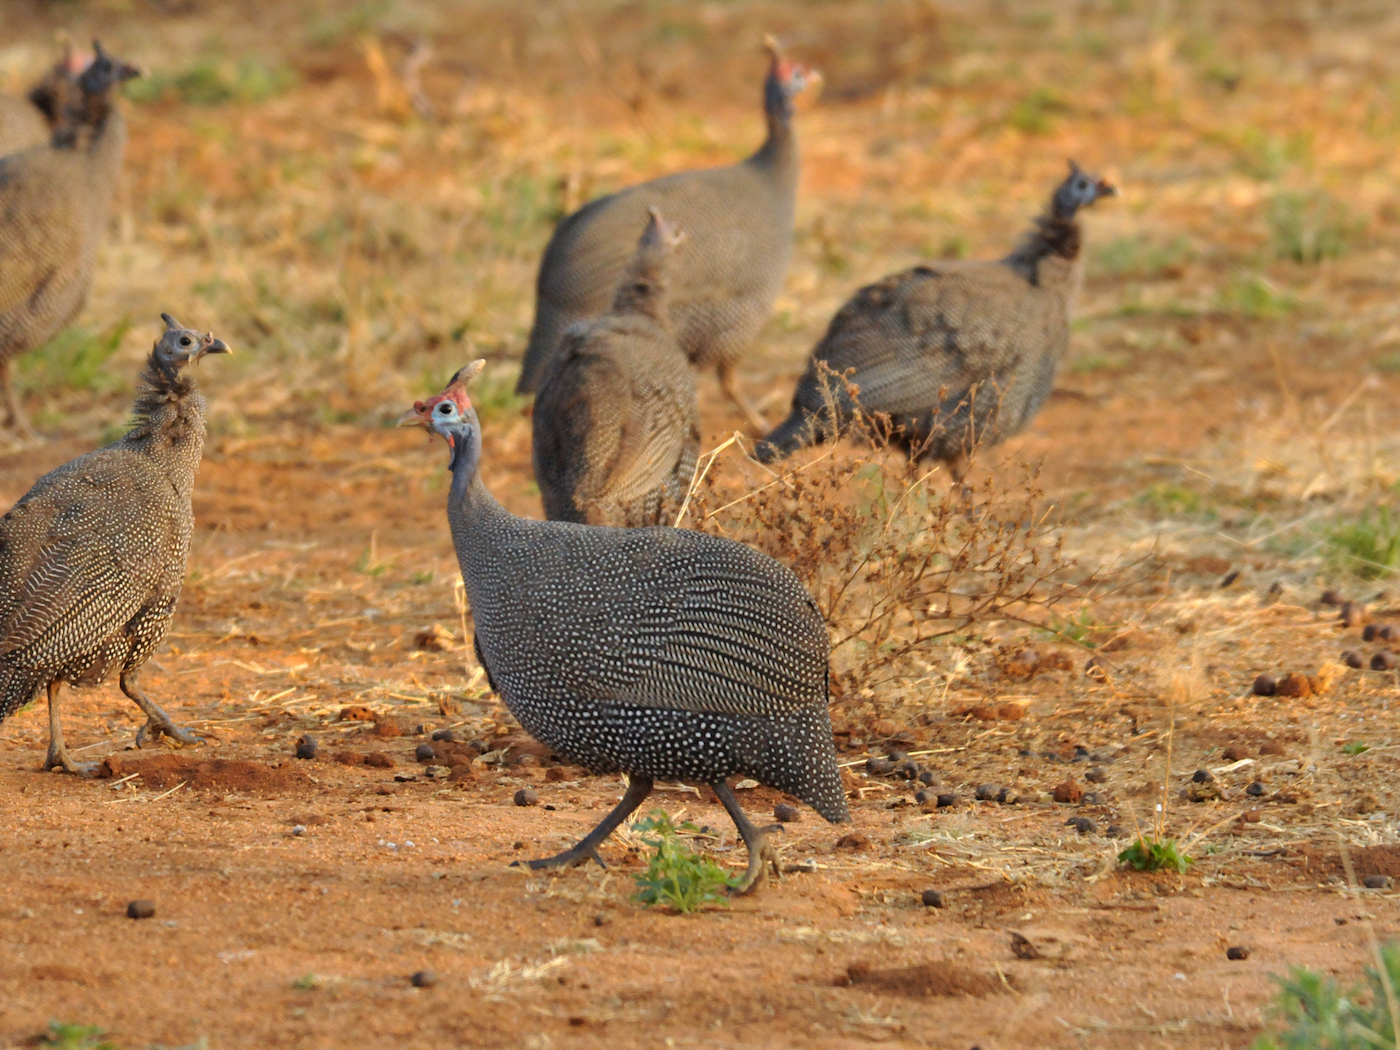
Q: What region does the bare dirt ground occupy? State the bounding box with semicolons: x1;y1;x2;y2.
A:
4;2;1400;1048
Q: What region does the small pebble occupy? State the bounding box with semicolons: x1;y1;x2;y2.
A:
1080;792;1104;805
431;729;456;742
1192;769;1213;784
1342;650;1366;669
1226;946;1250;961
920;889;945;908
773;803;801;823
294;735;317;760
1252;673;1277;696
974;784;1002;802
1246;781;1265;797
1084;766;1107;783
865;757;894;776
291;825;307;837
514;788;539;807
1363;874;1394;890
936;793;957;808
1105;825;1128;839
1364;624;1380;642
1372;651;1398;671
410;970;437;988
1067;816;1097;834
127;900;155;920
1320;588;1345;607
917;771;936;787
414;742;436;763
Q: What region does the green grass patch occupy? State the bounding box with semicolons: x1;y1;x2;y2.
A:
1118;836;1192;874
1042;608;1104;648
19;321;130;400
1327;508;1400;579
40;1024;118;1050
1137;482;1211;518
1252;943;1400;1049
1342;742;1371;756
1007;88;1069;135
1093;235;1195;280
632;811;740;913
127;59;296;107
1216;273;1297;319
1268;189;1356;264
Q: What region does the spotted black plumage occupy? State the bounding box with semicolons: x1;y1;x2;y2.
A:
516;41;816;433
0;41;140;436
0;313;229;774
756;162;1116;473
405;363;849;893
531;208;700;527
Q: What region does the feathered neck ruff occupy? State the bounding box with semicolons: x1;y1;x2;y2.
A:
1004;211;1081;284
124;350;200;444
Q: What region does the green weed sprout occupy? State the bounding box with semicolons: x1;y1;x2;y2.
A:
1118;836;1193;874
632;811;740;913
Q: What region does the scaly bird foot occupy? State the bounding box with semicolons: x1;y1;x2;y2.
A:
43;742;99;777
135;718;203;749
728;832;783;896
519;843;607;872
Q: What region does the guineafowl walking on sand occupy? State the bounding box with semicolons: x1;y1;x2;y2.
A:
0;314;230;774
403;364;849;893
756;162;1116;474
532;207;700;527
0;41;139;437
516;39;817;433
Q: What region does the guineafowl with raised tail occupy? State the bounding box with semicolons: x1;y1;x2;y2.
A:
0;314;230;774
756;162;1116;474
532;207;700;527
517;38;817;434
403;363;849;893
0;41;139;437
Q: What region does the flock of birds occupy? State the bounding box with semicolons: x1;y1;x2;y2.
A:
0;40;1117;892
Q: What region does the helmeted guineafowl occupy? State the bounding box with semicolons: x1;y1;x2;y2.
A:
0;313;230;774
756;162;1117;475
0;48;82;157
531;207;700;527
403;363;849;893
516;38;817;434
0;40;140;437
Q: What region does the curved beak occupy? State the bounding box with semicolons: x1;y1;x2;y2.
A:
1096;178;1118;199
195;335;231;362
397;406;428;428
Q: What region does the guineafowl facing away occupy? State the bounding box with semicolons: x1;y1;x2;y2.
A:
0;40;139;437
0;314;229;774
756;162;1116;475
532;207;700;527
403;364;849;893
516;38;818;434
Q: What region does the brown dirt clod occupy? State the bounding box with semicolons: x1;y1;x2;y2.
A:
1052;779;1083;804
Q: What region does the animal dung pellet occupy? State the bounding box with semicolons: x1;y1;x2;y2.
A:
1240;809;1262;823
865;756;894;776
914;789;934;805
1342;650;1366;669
1379;624;1397;641
1051;779;1083;804
334;750;364;766
1320;588;1346;606
917;771;936;787
294;735;317;760
920;889;945;908
126;900;155;920
414;742;436;763
1246;781;1265;797
431;729;456;742
364;752;395;769
544;767;567;782
835;832;871;850
936;793;957;808
373;721;402;738
410;970;437;988
339;705;377;722
1252;673;1277;696
1259;739;1286;756
1364;874;1394;890
1226;946;1250;961
1364;624;1380;642
1104;825;1127;839
1371;651;1398;671
773;803;801;823
1340;602;1368;627
1191;769;1213;784
1080;791;1103;805
1221;745;1248;762
1219;570;1240;588
513;788;539;807
1275;672;1312;697
974;783;1002;802
1066;816;1096;834
1084;766;1107;783
895;760;919;779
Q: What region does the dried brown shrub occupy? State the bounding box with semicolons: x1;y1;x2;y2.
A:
678;394;1085;711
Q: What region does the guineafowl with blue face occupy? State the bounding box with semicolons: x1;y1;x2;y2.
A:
756;162;1116;474
0;314;230;774
403;364;849;893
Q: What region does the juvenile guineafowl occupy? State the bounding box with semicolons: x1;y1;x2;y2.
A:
532;208;700;527
756;162;1116;474
403;364;849;893
516;39;817;433
0;314;230;774
0;41;139;437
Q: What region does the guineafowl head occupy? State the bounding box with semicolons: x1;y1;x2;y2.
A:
153;313;230;373
77;41;142;97
1052;161;1116;218
399;361;487;472
763;37;820;120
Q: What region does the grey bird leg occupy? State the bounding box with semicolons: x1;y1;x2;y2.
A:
716;361;769;436
526;774;654;872
0;358;34;438
43;682;97;776
712;779;783;895
121;669;202;748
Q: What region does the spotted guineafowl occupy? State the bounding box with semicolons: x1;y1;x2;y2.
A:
516;39;817;433
0;314;230;774
756;162;1116;474
403;363;849;893
0;41;139;437
532;208;700;527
